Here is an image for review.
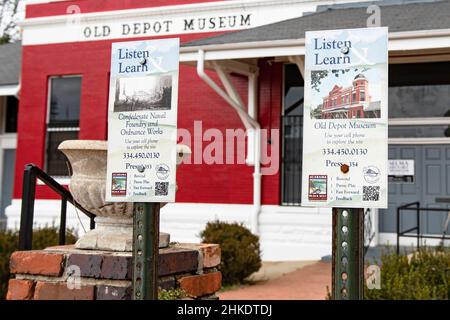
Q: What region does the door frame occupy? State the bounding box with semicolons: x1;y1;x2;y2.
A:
0;96;18;227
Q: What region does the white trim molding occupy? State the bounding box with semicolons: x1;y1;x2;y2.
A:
5;199;92;236
0;85;19;97
389;137;450;145
19;0;373;45
180;29;450;62
389;117;450;126
5;200;332;261
0;134;17;149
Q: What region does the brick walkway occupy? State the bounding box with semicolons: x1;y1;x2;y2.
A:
218;261;331;300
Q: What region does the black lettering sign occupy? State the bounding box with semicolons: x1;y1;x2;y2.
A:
184;19;194;31
82;14;252;39
122;24;131;36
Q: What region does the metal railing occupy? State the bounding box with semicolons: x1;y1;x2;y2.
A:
19;163;95;250
396;201;450;254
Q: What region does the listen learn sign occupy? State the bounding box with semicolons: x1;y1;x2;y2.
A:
301;27;388;208
106;38;179;202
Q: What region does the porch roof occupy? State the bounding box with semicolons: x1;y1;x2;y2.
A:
0;41;21;87
179;0;450;63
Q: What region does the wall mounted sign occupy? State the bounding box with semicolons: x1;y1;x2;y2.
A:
106;38;179;202
302;27;388;208
388;159;414;183
21;1;323;45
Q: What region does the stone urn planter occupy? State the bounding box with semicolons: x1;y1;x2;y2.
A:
58;140;190;252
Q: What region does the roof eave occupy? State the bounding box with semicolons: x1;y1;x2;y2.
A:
0;84;20;96
180;28;450;63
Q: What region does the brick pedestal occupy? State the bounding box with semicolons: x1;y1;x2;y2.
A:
7;243;221;300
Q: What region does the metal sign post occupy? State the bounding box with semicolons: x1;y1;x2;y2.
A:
132;202;160;300
300;27;388;301
332;207;364;300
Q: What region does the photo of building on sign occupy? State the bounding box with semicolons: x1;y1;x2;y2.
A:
111;173;127;196
310;67;382;119
114;74;172;112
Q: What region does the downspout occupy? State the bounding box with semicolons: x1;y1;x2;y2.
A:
196;50;262;234
248;73;261;235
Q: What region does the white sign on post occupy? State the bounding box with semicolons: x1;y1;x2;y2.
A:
301;27;388;208
388;159;414;183
106;38;179;203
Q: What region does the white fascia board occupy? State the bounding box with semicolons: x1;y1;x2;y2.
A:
180;29;450;62
0;85;19;96
21;0;69;4
19;0;377;45
180;38;306;62
19;0;318;27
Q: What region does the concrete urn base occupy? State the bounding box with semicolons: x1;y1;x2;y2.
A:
58;140;175;252
75;217;170;252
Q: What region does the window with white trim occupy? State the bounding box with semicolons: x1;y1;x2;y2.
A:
45;76;81;176
389;62;450;138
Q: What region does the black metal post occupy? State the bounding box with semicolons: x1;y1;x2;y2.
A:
332;208;364;300
19;165;37;250
397;206;400;255
59;197;67;245
132;202;160;300
416;202;420;251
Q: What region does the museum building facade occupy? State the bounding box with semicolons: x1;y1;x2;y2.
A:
5;0;450;260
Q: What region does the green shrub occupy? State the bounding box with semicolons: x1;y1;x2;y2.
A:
365;247;450;300
0;227;77;299
200;220;261;286
158;288;186;300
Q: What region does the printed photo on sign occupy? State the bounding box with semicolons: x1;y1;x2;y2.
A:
310;67;382;120
309;175;327;200
111;173;127;196
114;74;172;112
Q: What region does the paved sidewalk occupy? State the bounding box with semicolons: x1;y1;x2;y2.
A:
218;261;331;300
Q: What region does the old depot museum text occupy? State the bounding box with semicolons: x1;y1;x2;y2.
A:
83;14;252;39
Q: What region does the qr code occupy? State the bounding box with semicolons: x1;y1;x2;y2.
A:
363;186;380;201
155;182;169;196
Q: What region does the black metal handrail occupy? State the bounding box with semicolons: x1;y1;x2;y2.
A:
19;163;95;250
396;201;450;254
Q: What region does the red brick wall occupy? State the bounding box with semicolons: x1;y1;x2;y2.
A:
26;0;225;18
7;244;221;300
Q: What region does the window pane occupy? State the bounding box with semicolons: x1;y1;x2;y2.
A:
389;125;450;138
5;96;18;133
49;77;81;127
388;85;450;118
284;64;304;116
46;131;78;176
388;62;450;119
